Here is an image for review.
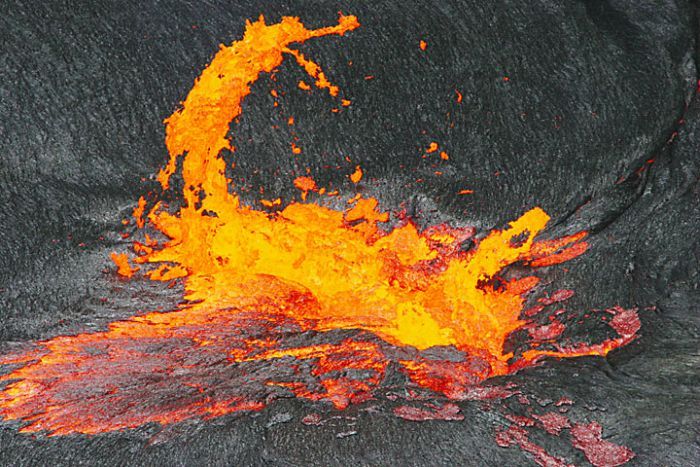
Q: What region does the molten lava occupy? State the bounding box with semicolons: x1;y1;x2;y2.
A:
0;14;640;436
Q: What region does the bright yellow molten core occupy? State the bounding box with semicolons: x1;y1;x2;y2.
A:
135;14;585;374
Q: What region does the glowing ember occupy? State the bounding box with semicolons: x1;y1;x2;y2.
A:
0;14;641;437
350;165;363;184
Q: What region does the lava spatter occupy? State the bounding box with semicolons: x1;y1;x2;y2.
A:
0;13;640;443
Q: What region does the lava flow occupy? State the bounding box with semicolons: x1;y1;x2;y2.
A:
0;14;641;436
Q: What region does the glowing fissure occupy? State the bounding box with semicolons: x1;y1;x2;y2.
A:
0;14;640;435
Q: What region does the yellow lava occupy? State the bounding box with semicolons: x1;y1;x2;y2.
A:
133;14;585;373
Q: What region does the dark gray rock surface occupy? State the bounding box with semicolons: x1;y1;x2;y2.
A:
1;1;698;465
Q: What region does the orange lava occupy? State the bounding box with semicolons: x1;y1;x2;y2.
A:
0;14;640;436
109;252;138;278
350;165;363;183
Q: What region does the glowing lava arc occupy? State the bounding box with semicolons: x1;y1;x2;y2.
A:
0;14;641;436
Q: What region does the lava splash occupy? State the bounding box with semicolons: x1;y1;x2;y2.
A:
0;14;640;436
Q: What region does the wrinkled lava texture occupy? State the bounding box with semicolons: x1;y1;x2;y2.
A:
1;1;699;466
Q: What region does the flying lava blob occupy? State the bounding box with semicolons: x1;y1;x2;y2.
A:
0;14;641;436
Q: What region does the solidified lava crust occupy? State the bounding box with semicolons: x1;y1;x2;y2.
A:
0;18;642;460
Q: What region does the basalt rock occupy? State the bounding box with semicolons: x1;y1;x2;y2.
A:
0;1;698;465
